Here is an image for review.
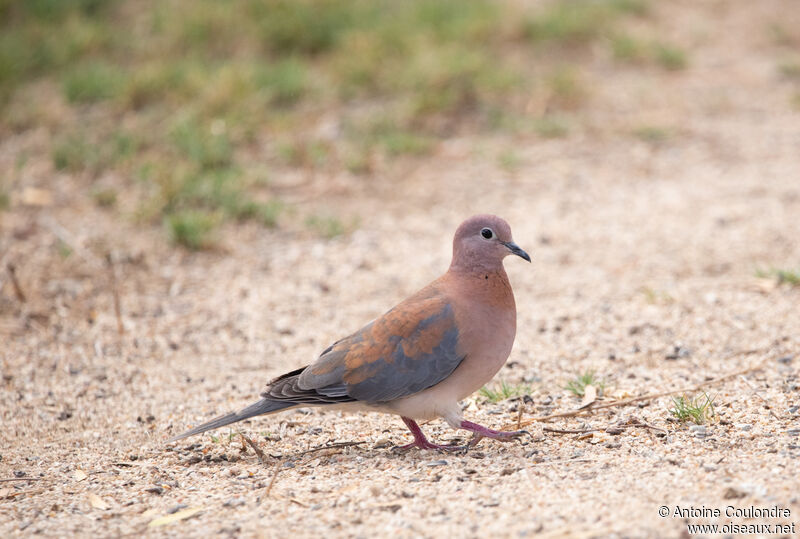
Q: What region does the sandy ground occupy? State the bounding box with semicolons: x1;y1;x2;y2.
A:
2;1;800;537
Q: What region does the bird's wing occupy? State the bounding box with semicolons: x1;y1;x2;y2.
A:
265;285;464;405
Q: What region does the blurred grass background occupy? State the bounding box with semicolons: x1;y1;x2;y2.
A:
0;0;702;248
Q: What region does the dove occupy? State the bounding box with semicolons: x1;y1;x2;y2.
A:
169;214;531;450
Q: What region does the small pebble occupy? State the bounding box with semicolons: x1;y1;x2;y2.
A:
372;437;392;449
723;487;747;499
689;425;707;437
222;497;246;508
425;459;448;467
786;429;800;436
786;406;798;414
167;504;188;514
736;424;752;431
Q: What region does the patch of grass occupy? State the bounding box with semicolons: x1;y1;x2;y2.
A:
0;186;9;211
565;371;606;397
52;133;97;172
3;0;689;247
170;118;233;170
632;125;671;144
611;34;648;63
348;119;434;158
479;381;532;403
63;61;125;103
498;150;522;171
640;286;674;304
756;268;800;286
669;393;715;424
254;0;363;56
377;128;433;157
277;139;331;168
768;22;799;47
533;115;569;138
611;35;689;71
91;186;117;208
253;58;309;106
653;42;688;71
229;199;283;227
306;215;348;239
165;210;219;250
522;0;647;47
778;59;800;80
56;240;73;259
408;47;518;121
546;67;587;110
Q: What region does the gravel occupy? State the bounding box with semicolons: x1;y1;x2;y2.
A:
1;2;799;537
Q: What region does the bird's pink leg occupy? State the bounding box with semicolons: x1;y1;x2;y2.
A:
395;417;464;451
459;420;527;447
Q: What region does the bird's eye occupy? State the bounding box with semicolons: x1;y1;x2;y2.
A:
480;228;493;239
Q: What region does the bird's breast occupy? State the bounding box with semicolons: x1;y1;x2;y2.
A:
444;272;517;400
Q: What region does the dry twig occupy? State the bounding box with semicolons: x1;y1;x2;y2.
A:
6;263;26;303
239;432;268;465
105;253;124;335
297;441;364;456
263;462;282;500
738;375;780;419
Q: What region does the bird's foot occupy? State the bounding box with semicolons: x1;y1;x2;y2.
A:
395;416;468;452
460;420;528;447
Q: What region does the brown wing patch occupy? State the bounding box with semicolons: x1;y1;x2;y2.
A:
295;279;464;403
342;294;448;371
400;309;453;358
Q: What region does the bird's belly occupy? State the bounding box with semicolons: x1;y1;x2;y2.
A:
442;347;512;401
382;338;514;422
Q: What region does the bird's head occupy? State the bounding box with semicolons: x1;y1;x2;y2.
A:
450;214;530;273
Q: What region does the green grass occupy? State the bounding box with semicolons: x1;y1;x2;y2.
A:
165;210;220;250
756;268;800;286
611;35;648;63
91;186;117;208
669;393;715;424
612;35;689;70
653;42;688;70
565;371;606;397
479;381;532;403
1;0;691;248
778;60;800;80
498;150;522;172
632;125;671;144
546;67;587;110
533;116;570;138
306;215;348;239
63;61;125;103
52;133;97;172
56;240;73;259
253;59;310;105
522;0;647;47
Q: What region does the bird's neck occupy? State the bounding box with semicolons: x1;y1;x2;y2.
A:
445;265;514;308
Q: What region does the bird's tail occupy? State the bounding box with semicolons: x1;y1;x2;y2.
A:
167;399;295;442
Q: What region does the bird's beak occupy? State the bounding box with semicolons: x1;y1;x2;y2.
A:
502;241;531;262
